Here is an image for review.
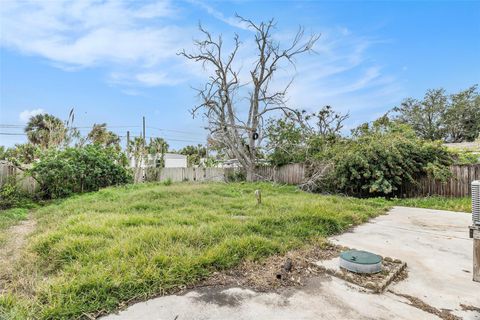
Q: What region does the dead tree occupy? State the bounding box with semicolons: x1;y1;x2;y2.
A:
180;16;319;181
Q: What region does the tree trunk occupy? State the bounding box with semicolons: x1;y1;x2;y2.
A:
246;166;256;182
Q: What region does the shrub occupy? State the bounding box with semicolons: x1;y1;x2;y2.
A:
454;152;480;165
225;169;246;182
0;177;34;210
30;145;132;199
0;180;20;209
319;123;453;197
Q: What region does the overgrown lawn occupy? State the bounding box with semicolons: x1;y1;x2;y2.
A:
0;182;389;319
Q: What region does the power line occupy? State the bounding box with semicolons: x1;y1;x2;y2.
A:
0;132;204;144
146;126;201;135
118;135;204;144
0;124;203;136
0;119;208;146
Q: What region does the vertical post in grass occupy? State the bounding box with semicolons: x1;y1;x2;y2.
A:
255;189;262;205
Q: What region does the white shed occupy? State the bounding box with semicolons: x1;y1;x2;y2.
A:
129;153;188;168
164;153;188;168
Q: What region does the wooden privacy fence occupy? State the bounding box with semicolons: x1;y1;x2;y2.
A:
2;160;479;198
0;162;38;194
140;163;307;185
143;167;227;183
400;164;480;198
255;163;306;184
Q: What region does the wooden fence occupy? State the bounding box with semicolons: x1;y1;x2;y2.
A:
256;163;479;197
141;163;307;185
399;164;480;197
143;167;227;183
255;163;306;184
0;162;38;194
2;160;479;197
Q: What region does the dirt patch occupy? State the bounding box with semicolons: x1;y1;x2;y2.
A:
460;303;480;313
196;242;341;292
193;243;408;294
0;216;36;293
390;291;462;320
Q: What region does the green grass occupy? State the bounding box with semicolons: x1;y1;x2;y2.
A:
0;208;30;231
387;196;471;213
0;182;390;319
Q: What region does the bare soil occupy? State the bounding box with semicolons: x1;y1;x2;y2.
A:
460;303;480;313
195;242;408;293
389;291;463;320
196;242;341;292
0;215;36;293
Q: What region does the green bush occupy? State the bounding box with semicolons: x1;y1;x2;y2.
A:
0;180;20;210
30;145;132;199
321;123;453;197
0;178;35;210
226;169;246;182
454;152;480;165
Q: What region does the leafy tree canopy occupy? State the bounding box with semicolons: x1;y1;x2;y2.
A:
179;144;208;166
265;106;349;166
392;85;479;142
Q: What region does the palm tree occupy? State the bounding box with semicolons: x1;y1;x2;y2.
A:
148;137;169;168
87;123;120;150
25;113;65;149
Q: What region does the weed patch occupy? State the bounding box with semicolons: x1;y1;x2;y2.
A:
1;182;390;319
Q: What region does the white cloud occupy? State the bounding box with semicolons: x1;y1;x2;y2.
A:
188;0;250;30
0;0;403;114
258;31;402;112
135;72;173;87
0;0;192;86
19;108;45;122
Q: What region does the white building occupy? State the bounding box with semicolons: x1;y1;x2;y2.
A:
164;153;187;168
129;153;187;168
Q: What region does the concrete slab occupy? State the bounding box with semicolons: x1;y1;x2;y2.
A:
330;206;480;319
103;206;480;320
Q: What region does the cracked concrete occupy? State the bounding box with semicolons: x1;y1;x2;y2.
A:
103;207;480;320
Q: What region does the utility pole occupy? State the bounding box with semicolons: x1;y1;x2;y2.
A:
126;130;131;167
142;116;146;147
126;130;130;151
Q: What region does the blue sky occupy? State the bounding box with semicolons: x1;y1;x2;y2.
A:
1;0;479;149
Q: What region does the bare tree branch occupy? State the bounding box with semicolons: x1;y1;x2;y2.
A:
179;16;319;180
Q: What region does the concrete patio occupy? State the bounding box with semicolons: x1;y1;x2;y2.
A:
104;207;479;320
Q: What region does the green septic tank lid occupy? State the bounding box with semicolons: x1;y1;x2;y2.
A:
340;250;382;265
